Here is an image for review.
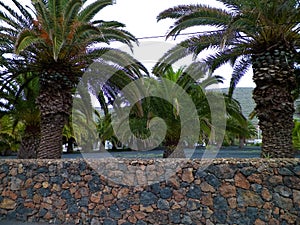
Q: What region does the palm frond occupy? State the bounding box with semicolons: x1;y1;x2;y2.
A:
166;6;231;38
224;94;247;126
157;4;205;21
11;0;34;23
63;0;82;27
99;28;137;48
88;47;148;77
78;0;112;22
204;44;249;71
229;56;252;97
15;29;41;54
33;0;53;35
93;20;126;28
153;32;223;75
0;1;29;29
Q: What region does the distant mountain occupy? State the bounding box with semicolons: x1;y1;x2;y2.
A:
222;87;258;125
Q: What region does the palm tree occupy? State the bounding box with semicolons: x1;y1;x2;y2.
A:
95;111;114;151
0;69;40;159
72;83;99;152
224;97;257;148
62;123;76;153
155;0;300;158
119;64;225;157
0;0;147;158
12;76;40;159
0;115;22;156
292;120;300;150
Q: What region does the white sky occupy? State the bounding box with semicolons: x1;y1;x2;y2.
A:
8;0;255;88
99;0;255;88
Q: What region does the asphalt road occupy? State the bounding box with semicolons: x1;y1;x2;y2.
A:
60;146;300;159
2;146;300;159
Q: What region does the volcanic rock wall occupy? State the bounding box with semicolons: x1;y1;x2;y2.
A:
0;158;299;224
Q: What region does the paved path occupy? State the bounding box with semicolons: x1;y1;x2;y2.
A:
60;146;300;159
2;146;300;159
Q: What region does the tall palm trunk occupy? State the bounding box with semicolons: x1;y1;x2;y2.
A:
37;71;73;159
66;138;75;153
163;145;185;158
252;46;296;158
18;125;40;159
163;138;185;158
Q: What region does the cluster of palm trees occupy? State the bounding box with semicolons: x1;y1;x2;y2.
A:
155;0;300;158
0;0;299;159
0;0;147;158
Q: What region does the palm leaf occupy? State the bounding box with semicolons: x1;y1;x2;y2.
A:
63;0;82;28
78;0;112;22
166;6;231;38
33;0;53;34
11;0;34;23
153;32;224;75
0;2;27;29
157;4;205;21
15;30;41;54
229;56;252;97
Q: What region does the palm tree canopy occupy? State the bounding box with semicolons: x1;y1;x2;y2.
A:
0;0;149;117
0;0;148;158
0;0;148;85
154;0;300;95
15;0;136;62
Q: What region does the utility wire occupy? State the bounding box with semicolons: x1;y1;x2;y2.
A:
136;30;219;40
135;21;300;40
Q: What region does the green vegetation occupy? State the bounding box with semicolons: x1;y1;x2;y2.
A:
0;0;300;158
226;88;257;124
292;120;300;150
0;115;22;155
0;0;146;158
154;0;300;158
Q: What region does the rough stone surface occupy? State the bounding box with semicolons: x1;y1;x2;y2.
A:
0;158;299;224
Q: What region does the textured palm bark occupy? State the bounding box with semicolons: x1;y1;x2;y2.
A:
37;71;73;159
38;113;68;158
66;138;75;153
252;47;296;158
163;146;185;158
18;125;40;159
163;139;185;158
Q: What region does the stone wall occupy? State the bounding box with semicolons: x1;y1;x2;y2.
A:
0;158;299;224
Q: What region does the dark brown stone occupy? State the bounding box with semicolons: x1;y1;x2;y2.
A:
235;172;250;189
200;193;213;208
219;183;236;198
261;188;272;201
0;198;16;209
182;168;194;183
90;192;101;203
200;182;215;192
248;173;262;184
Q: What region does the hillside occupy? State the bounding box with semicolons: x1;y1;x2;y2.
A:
222;87;258;124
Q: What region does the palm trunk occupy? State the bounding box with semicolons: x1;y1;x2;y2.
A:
163;140;185;158
38;113;67;158
163;146;185;158
18;125;40;159
36;71;73;159
252;47;296;158
239;136;245;149
66;138;74;153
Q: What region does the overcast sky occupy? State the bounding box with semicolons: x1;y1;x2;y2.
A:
9;0;255;88
99;0;254;88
